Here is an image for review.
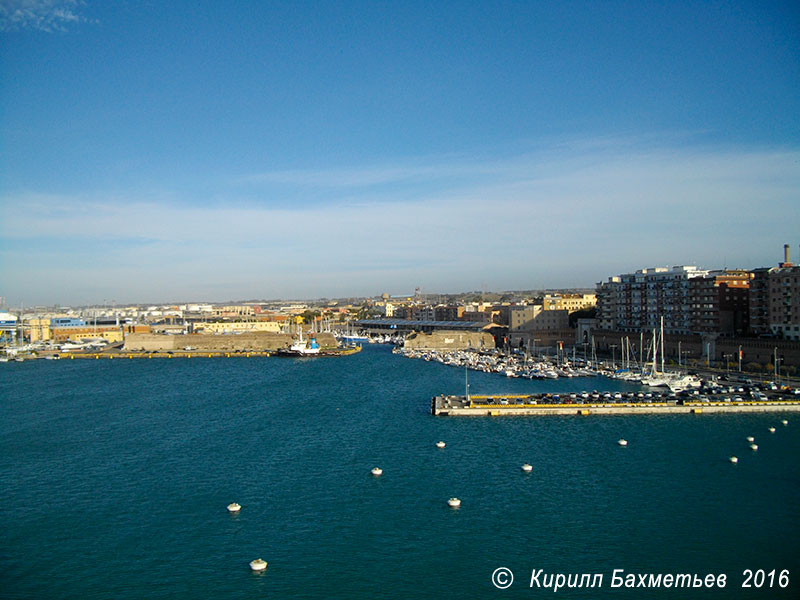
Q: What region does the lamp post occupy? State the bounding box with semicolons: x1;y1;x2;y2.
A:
774;347;778;381
738;345;742;373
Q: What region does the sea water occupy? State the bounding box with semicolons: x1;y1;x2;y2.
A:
2;345;799;598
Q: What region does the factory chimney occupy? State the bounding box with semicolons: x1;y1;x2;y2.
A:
779;243;793;268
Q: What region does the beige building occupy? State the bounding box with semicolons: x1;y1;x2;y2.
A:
509;305;570;349
510;306;569;331
543;293;596;312
509;305;543;331
27;318;52;342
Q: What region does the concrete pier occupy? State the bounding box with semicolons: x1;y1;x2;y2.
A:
431;394;800;416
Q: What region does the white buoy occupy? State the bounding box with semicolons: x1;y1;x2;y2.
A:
768;427;776;433
371;467;383;476
227;502;241;513
746;436;754;443
436;441;446;448
521;463;533;473
729;456;738;464
249;558;268;572
448;497;461;508
618;439;628;447
750;443;758;451
782;420;788;426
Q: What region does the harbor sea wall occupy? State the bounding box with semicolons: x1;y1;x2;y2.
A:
403;330;495;351
122;332;337;352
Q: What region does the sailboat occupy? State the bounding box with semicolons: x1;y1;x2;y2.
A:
640;317;700;392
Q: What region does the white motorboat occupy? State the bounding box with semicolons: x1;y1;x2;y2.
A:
226;502;241;513
521;463;533;473
435;441;446;448
370;467;383;476
447;497;461;508
618;439;628;447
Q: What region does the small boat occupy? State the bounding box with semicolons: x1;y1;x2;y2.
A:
226;502;241;513
435;441;446;448
750;443;758;451
746;436;754;443
521;463;533;473
768;427;776;433
249;558;268;572
729;456;738;464
370;467;383;476
447;497;461;508
782;420;788;426
276;329;321;356
618;439;628;447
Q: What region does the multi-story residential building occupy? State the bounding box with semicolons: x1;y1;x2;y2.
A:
596;266;708;334
749;267;772;336
689;270;751;336
747;245;800;341
768;246;800;341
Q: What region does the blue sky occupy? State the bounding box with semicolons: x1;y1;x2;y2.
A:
1;1;799;305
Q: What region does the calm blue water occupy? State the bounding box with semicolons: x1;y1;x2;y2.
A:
2;345;799;599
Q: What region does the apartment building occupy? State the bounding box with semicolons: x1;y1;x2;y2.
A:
596;266;708;334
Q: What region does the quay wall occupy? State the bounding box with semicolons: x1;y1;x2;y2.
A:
403;330;495;351
122;332;337;352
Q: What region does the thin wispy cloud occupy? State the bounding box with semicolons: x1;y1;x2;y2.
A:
0;0;91;32
2;140;799;304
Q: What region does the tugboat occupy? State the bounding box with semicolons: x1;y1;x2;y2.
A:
276;329;321;356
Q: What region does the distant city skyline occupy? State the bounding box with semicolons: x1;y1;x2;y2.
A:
2;1;799;306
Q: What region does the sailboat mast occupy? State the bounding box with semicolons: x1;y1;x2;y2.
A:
652;328;657;374
640;331;643;370
660;316;665;374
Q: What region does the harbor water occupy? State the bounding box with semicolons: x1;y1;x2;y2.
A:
2;345;799;598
